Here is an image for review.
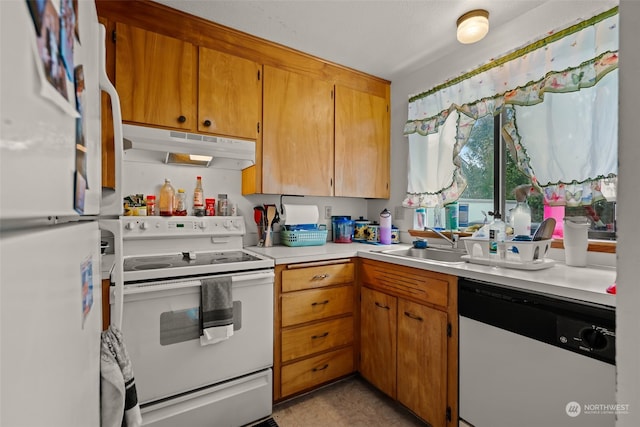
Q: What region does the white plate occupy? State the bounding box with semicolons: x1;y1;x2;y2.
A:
461;255;556;270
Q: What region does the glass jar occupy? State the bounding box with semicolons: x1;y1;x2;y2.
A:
159;179;175;217
217;194;228;216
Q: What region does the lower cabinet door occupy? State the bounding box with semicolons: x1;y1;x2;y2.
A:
397;298;448;427
281;347;354;397
359;287;397;398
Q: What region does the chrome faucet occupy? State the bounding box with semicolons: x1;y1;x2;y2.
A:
424;227;459;249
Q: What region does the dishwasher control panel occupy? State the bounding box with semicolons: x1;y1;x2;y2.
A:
557;316;615;364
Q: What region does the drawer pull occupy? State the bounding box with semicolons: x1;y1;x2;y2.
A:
312;273;330;280
311;332;329;339
312;364;329;372
311;300;330;306
404;311;424;321
375;301;390;310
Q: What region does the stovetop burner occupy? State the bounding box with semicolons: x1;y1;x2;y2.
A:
124;251;262;272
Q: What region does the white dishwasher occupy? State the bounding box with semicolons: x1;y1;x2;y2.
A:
458;278;616;427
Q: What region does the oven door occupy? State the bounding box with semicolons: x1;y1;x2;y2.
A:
117;270;274;405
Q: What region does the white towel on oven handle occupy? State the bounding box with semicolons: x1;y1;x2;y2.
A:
200;323;234;346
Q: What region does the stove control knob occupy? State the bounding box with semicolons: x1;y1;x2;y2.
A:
233;220;242;229
223;220;233;229
124;222;136;231
139;222;150;230
198;221;207;230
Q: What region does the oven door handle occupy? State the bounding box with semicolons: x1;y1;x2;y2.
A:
123;271;275;295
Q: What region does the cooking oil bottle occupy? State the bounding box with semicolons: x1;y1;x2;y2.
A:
159;178;175;216
193;176;205;216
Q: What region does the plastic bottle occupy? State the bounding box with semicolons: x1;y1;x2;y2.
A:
445;202;459;230
159;178;175;217
379;208;392;245
489;213;506;260
512;200;532;237
193;176;205;216
175;189;187;216
414;208;426;230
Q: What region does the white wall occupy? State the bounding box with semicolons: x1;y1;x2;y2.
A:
616;1;640;425
121;156;368;246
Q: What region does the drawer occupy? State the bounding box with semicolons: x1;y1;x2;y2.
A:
282;316;354;362
360;259;451;308
282;263;354;292
281;347;354;397
281;285;353;327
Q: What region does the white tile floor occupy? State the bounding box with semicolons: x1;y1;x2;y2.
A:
271;376;427;427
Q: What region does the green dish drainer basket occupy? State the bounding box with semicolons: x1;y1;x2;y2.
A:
280;226;328;247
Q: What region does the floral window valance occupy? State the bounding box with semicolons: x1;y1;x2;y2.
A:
403;8;618;209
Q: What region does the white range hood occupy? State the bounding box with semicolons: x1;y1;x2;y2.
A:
122;124;255;169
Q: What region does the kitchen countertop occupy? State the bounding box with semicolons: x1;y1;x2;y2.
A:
248;242;616;307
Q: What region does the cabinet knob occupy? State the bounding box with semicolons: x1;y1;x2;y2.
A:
178;115;187;123
203;119;212;127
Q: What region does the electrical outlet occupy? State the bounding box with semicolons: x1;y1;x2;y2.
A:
394;206;404;221
324;206;332;219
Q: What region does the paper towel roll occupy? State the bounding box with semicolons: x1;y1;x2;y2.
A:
283;204;319;225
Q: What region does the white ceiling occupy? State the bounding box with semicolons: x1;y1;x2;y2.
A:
152;0;617;81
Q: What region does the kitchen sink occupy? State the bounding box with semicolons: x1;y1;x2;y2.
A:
379;246;468;264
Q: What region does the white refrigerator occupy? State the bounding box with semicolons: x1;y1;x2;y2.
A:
1;1;116;425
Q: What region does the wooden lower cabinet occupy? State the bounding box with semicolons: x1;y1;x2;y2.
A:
274;260;356;401
359;259;458;427
359;287;397;398
397;298;448;425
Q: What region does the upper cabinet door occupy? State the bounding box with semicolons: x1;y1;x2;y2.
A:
115;22;196;130
335;86;390;198
262;66;334;196
198;48;262;139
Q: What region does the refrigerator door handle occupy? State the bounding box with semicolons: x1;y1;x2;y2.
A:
98;23;124;217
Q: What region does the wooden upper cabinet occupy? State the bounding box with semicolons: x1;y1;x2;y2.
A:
262;65;334;196
115;22;196;130
335;85;390;198
198;47;261;139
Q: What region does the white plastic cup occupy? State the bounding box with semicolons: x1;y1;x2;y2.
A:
563;218;589;267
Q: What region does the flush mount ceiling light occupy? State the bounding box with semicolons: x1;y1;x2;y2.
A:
457;9;490;44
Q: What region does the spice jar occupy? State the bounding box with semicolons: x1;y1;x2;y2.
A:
205;198;216;216
146;195;156;216
174;189;187;216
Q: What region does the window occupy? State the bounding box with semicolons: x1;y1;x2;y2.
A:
458;112;616;239
403;8;619;242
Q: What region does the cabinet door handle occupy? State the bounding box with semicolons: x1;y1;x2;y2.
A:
311;332;329;339
404;311;423;321
203;119;212;127
375;301;390;310
312;273;329;280
178;115;187;123
311;300;329;306
312;364;329;372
